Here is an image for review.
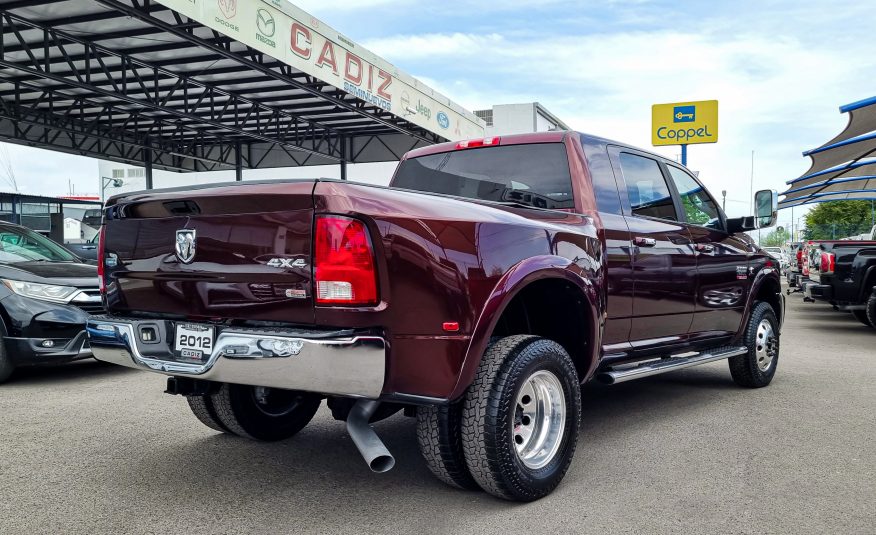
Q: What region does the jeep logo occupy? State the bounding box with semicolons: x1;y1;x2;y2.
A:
267;258;308;269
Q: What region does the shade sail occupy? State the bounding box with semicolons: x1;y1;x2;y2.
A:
812;96;876;152
779;190;876;208
780;96;876;207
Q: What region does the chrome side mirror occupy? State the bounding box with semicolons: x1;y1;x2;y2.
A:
755;189;778;229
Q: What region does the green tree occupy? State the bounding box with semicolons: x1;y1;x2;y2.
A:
762;228;790;247
803;200;875;240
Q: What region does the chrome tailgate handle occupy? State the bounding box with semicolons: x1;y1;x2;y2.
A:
634;237;657;247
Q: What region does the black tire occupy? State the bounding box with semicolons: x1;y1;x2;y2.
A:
461;335;581;502
416;403;479;490
729;302;780;388
0;339;13;384
852;309;873;328
186;394;231;433
211;383;321;441
866;293;876;329
0;338;15;383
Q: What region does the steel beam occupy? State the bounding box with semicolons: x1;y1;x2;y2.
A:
0;9;348;162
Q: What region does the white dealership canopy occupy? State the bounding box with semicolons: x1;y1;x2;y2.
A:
780;96;876;208
0;0;485;185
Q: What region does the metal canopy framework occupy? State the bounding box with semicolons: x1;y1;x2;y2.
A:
0;0;484;186
781;96;876;208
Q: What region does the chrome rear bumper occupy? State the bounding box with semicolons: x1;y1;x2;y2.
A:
86;317;386;398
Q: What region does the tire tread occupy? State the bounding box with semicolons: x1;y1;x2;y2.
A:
186;394;231;434
462;335;581;501
729;301;779;388
416;404;479;490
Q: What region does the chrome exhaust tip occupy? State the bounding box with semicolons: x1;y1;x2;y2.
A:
346;399;396;473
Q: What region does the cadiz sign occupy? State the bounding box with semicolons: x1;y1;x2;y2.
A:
154;0;485;141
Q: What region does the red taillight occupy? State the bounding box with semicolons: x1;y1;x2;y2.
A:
455;137;501;150
97;226;106;294
314;215;378;306
796;248;803;268
820;252;835;274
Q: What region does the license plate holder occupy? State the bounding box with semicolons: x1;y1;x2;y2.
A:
174;324;215;362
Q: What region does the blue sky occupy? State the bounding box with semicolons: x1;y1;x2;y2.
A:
5;0;876;226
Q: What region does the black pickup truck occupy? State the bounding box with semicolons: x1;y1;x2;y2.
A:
804;240;876;327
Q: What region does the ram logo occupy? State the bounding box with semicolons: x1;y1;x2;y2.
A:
267;258;308;269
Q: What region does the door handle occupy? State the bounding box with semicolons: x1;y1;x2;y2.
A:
696;243;716;254
634;237;657;247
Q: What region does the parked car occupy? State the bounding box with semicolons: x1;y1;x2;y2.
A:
87;131;783;501
0;222;102;383
65;233;99;261
785;242;804;288
81;209;103;229
843;224;876;241
803;239;876;326
762;246;787;270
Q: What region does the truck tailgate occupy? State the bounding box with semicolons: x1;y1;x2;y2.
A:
103;181;316;324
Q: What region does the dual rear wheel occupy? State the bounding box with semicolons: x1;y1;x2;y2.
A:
418;335;582;501
851;292;876;329
187;383;321;441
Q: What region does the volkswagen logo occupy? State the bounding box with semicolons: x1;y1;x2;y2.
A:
175;229;197;264
256;8;275;37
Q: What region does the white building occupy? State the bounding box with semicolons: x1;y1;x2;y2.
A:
475;103;570;136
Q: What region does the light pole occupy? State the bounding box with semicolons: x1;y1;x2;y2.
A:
721;190;727;212
749;150;755;214
101;177;124;201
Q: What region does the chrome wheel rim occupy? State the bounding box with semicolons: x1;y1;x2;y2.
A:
755;319;778;372
512;370;566;470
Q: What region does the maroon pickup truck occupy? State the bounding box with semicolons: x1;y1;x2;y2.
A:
87;131;783;501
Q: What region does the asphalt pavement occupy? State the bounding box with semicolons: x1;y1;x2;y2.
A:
1;293;874;534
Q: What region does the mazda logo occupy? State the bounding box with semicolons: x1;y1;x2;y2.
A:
257;8;275;37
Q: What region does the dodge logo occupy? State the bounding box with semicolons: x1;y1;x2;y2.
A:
175;229;197;264
218;0;237;19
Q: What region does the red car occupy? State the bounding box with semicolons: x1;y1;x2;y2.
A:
88;132;783;501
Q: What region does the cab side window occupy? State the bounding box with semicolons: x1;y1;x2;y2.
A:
666;166;722;229
618;152;677;221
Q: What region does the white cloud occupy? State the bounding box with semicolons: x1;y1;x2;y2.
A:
4;0;874;229
290;0;404;13
364;25;875;221
362;33;503;60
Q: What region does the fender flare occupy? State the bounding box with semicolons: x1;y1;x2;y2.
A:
447;255;601;400
737;267;783;338
858;264;876;301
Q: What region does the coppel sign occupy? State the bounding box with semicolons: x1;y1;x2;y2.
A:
652;100;718;146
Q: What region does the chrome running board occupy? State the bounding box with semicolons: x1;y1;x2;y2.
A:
597;347;747;385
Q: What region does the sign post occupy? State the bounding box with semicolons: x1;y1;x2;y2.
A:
652;100;719;167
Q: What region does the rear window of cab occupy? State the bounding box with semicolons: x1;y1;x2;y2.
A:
392;143;575;210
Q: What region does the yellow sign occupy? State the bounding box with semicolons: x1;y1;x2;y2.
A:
652;100;718;146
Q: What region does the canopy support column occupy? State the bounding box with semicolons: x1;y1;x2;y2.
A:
235;140;243;181
340;136;348;181
144;147;153;189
